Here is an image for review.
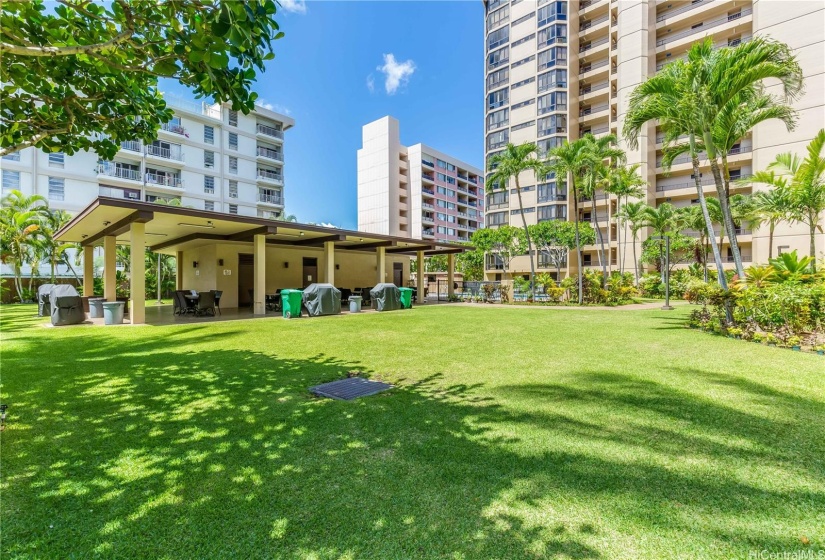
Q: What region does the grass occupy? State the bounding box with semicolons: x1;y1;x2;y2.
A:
2;303;823;559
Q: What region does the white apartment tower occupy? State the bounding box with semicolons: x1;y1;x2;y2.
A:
483;0;825;279
358;116;485;243
1;94;294;219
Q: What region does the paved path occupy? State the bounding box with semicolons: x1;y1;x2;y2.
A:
437;301;686;311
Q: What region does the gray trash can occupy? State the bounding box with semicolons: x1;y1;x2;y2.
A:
88;298;105;319
349;295;362;313
102;301;125;325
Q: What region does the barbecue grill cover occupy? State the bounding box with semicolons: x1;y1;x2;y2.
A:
37;283;56;316
49;285;84;326
369;283;402;311
302;283;341;316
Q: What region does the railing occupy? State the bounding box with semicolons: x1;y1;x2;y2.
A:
146;173;182;188
422;228;435;236
422;188;435;195
655;174;753;192
146;144;184;161
163;93;222;119
422;173;435;182
457;173;468;180
656;146;752;167
580;14;609;31
256;124;284;139
656;0;710;23
684;228;752;238
580;103;610;117
726;255;752;262
161;122;187;136
257;168;283;182
422;159;434;168
656;9;752;48
257;146;283;161
422;202;434;209
97;162;140;181
99;186;141;200
469;177;478;184
579;81;609;96
120;140;142;152
457;185;468;193
258;193;283;205
656;36;753;71
487;201;509;211
579;37;610;53
422;214;435;222
538;193;567;203
583;126;610;136
579;59;609;75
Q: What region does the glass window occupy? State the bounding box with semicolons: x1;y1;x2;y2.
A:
204;176;215;193
229;156;238;174
487;46;509;70
487;88;509;110
487;67;509;90
437;212;447;220
487;5;509;30
446;163;456;172
538;204;567;221
487;107;509;131
487;191;509;206
437;199;447;208
228;204;238;214
487;130;509;150
228;180;238;198
2;152;20;161
437;173;447;183
487;27;509;51
204;125;214;145
537;115;567;137
2;170;20;195
537;69;566;92
228;132;238;150
204;150;215;168
437;159;447;169
537;91;567;114
48;177;64;201
48;152;65;168
537;46;567;70
537;23;567;47
538;1;567;27
437;185;447;194
228;110;238;127
205;200;215;211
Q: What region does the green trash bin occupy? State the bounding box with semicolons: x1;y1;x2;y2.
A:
399;287;413;309
281;289;303;318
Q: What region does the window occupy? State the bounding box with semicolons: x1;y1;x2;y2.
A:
204;176;215;194
204;125;214;145
487;107;509;131
446;202;456;210
537;1;567;27
437;212;447;221
537;23;567;47
437;175;447;185
487;5;509;30
446;163;456;172
511;98;535;111
511;76;535;89
511;207;535;215
487;211;508;226
2;170;20;195
487;87;508;110
511;120;535;132
446;215;456;223
511;33;535;48
538;69;566;92
538;115;567;137
48;152;65;168
204;150;215;168
511;11;535;27
205;200;215;211
537;137;565;157
487;191;509;206
228;204;238;215
48;177;64;201
228;110;238;127
2;152;20;161
538;181;566;202
437;159;447;169
487;67;509;90
437;199;447;208
487;46;509;70
228;180;238;198
487;27;509;51
229;156;238;174
538;204;567;221
537;46;566;70
487;130;509;150
511;54;536;69
228;132;238;151
538;91;567;114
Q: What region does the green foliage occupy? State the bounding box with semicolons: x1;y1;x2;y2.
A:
471;225;526;273
768;250;817;283
640;233;697;271
1;0;283;156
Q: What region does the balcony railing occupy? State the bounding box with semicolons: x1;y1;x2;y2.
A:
579;59;609;76
655;174;753;192
422;188;435;195
582;126;610;136
580;14;609;31
726;255;752;262
469;176;478;184
538;193;567;203
422;202;434;209
656;9;752;48
422;173;435;181
146;144;184;161
258;193;284;205
163;93;222;119
656;146;752;167
656;0;710;23
146;173;182;188
121;140;142;152
579;81;609;96
422;159;435;168
257;146;283;162
256;124;284;139
684;228;752;238
257;168;283;182
160;122;187;136
97;163;141;181
656;36;753;71
422;214;435;222
579;37;610;53
580;103;609;117
422;228;435;236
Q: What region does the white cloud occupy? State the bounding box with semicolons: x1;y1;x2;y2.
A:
377;53;416;95
366;74;375;93
256;99;291;115
279;0;307;14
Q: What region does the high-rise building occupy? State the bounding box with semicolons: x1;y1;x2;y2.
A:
483;0;825;280
1;94;294;220
357;116;484;243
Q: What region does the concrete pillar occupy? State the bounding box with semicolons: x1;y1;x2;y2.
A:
253;234;266;315
176;250;184;290
323;241;335;285
376;246;386;285
103;235;117;301
416;251;425;304
447;253;455;299
83;245;95;296
129;222;145;325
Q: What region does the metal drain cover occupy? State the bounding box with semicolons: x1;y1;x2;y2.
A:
310;377;393;400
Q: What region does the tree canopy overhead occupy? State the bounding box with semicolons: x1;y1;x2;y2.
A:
0;0;283;157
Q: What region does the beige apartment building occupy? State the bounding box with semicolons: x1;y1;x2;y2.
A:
483;0;825;280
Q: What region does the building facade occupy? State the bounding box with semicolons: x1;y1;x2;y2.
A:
483;0;825;280
358;116;485;244
1;94;294;220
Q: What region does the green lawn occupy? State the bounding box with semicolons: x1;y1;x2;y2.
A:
2;304;823;559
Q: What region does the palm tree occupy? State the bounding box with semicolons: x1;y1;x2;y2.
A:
617;200;647;283
41;209;75;282
767;129;825;270
749;172;792;259
488;142;543;297
681;204;711;282
607;164;646;275
277;212;298;222
0;191;49;301
640;203;681;283
544;138;597;304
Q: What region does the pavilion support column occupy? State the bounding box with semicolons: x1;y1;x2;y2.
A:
447;253;455;300
103;235;117;302
83;245;95;296
176;251;184;291
376;246;386;285
129;222;146;325
416;251;425;304
253;233;266;315
323;241;335;285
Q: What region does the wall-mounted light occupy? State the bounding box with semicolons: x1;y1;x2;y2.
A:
335;264;340;270
103;221;111;226
218;259;224;266
81;234;88;239
299;231;305;236
179;221;215;229
284;262;289;268
193;261;199;268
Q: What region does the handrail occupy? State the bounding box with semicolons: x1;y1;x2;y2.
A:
656;9;752;47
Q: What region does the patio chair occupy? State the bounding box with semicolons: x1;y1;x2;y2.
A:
195;291;216;316
175;290;195;315
172;291;185;315
211;290;222;315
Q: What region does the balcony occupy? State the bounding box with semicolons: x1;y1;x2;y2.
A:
656;9;752;48
99;186;142;201
422;188;435;195
422;214;435;223
655;174;752;193
579;37;609;54
257;146;284;162
258;193;284;206
163;93;222;119
422;159;435;168
160;121;187;136
422;202;434;209
422;173;435;182
656;146;752;168
579;59;609;76
256;124;284;140
656;0;711;23
684;228;752;238
97;162;141;182
579;81;609;96
469;176;478;184
422;228;435;237
120;140;142;152
145;173;182;188
257;168;283;183
580;103;609;117
146;144;184;161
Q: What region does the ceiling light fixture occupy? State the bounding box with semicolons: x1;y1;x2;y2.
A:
146;232;168;237
178;221;215;229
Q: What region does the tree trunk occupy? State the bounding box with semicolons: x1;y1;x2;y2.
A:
704;135;745;279
659;239;666;285
768;222;775;260
592;196;608;286
810;221;818;273
571;171;583;305
514;177;536;299
632;233;639;284
690;149;727;290
616;197;623;275
13;264;24;301
703;237;709;283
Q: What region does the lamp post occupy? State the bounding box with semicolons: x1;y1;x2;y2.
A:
651;235;674;310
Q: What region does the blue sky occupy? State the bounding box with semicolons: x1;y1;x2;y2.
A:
170;1;484;229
